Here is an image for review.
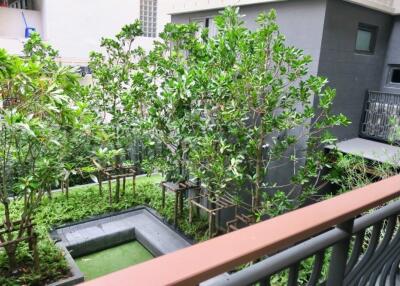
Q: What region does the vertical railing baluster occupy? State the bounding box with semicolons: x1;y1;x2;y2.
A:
345;230;365;275
307;251;325;286
326;219;354;286
288;263;299;286
345;221;383;285
388;251;400;285
370;223;400;286
360;217;396;285
258;275;271;286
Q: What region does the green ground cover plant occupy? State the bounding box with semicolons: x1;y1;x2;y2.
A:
325;150;398;194
0;175;208;285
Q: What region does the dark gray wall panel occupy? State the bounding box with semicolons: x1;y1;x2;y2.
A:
381;16;400;93
318;0;392;139
172;0;327;76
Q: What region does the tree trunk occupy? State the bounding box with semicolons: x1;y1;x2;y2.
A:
31;232;39;272
5;245;17;273
4;201;12;230
254;128;265;210
209;185;217;237
66;179;69;200
46;185;52;199
254;149;262;209
132;174;136;196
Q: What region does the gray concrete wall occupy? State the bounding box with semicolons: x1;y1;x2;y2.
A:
318;0;393;140
172;0;327;76
381;16;400;93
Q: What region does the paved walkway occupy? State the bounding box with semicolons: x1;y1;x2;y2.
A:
327;138;400;164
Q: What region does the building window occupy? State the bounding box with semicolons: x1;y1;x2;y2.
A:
191;17;217;38
387;65;400;85
140;0;157;38
355;23;378;54
391;68;400;83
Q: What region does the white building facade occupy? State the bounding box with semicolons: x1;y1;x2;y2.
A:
0;0;170;66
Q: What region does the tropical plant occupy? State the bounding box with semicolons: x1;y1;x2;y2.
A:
88;21;149;201
0;34;82;273
144;8;349;215
140;22;202;183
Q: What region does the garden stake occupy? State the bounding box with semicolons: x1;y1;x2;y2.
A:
115;177;120;202
162;183;166;209
132;173;136;195
122;176;126;196
98;172;103;196
108;178;112;206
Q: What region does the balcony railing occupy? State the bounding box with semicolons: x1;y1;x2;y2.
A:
81;175;400;286
6;0;33;10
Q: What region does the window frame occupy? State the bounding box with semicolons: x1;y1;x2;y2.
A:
354;23;378;55
386;65;400;87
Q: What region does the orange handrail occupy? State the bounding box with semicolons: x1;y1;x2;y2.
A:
81;175;400;286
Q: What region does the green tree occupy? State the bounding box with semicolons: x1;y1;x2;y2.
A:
144;7;349;215
192;8;349;213
0;35;82;272
88;21;147;201
142;22;202;182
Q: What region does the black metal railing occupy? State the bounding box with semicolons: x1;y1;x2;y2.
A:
209;200;400;286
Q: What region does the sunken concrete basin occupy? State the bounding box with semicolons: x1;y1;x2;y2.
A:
49;206;192;285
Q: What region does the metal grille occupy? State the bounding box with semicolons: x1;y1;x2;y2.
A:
360;90;400;143
140;0;157;38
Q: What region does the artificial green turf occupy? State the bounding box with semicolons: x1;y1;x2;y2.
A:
75;241;154;281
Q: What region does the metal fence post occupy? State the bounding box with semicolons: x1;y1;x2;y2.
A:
326;219;354;286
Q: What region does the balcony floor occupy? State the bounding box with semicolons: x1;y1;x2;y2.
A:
328;137;400;164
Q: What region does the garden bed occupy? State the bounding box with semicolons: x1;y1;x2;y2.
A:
51;206;191;284
0;175;208;285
